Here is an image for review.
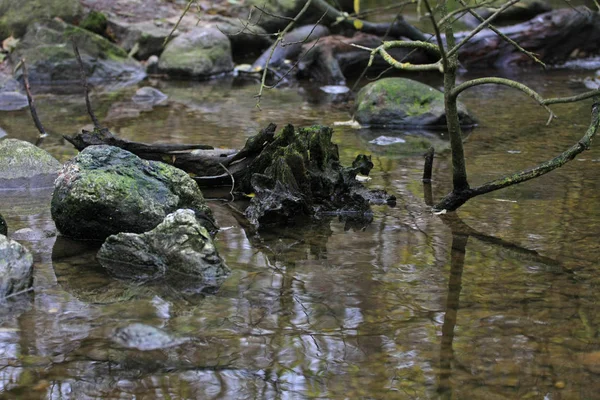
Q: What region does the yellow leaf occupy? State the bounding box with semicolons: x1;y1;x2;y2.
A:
353;19;364;30
245;193;256;198
354;0;360;14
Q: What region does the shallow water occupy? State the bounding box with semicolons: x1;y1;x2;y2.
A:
1;63;600;399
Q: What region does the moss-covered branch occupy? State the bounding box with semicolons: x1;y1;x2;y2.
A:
353;40;443;72
450;77;557;123
434;98;600;211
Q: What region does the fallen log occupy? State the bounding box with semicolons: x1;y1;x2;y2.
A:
456;6;600;68
64;124;277;185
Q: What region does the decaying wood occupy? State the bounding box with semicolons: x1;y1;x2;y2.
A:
64;124;277;186
457;6;600;68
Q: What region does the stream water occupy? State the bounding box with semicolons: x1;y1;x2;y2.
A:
1;64;600;399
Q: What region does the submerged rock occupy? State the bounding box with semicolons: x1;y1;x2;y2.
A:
354;78;476;128
0;92;28;111
0;213;6;236
0;139;62;190
132;87;168;106
158;27;234;79
10;20;145;86
0;0;82;38
111;323;190;351
51;145;215;240
241;125;395;227
0;234;33;299
97;209;229;285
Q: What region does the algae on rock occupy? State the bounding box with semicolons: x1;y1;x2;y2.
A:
51;145;215;241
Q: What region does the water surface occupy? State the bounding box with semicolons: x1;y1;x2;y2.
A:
1;65;600;399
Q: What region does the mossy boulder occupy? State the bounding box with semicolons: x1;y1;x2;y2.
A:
79;10;108;36
354;78;476;128
0;234;33;299
51;145;215;241
0;139;61;190
0;0;82;39
97;209;229;286
158;27;233;79
9;20;145;85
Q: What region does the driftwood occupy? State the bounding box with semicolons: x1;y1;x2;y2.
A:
457;6;600;68
64;124;277;186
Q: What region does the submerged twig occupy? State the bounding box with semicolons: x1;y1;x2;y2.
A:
20;59;47;138
72;42;101;129
422;146;435;183
219;162;235;201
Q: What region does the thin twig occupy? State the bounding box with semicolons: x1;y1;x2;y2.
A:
255;0;314;108
72;42;101;128
20;59;47;138
219;162;235;201
446;0;521;59
422;147;435;183
423;0;447;68
457;0;546;68
163;0;194;47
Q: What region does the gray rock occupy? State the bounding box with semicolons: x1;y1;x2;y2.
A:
132;86;168;106
252;24;329;70
10;20;146;86
202;15;272;59
0;73;22;93
111;323;189;351
108;17;177;60
0;213;6;236
51;145;215;241
0;139;61;190
158;27;233;79
0;92;28;111
354;78;476;128
0;0;82;38
97;209;229;285
0;234;33;299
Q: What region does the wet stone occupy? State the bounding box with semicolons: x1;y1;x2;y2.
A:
0;234;33;299
97;209;229;286
111;323;190;351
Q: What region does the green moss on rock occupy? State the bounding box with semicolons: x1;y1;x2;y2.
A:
354;78;476;128
0;0;82;39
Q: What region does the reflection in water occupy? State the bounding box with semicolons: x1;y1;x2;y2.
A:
1;67;600;397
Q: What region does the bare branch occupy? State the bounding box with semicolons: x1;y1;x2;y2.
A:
255;0;314;108
422;0;447;67
450;77;557;123
435;98;600;211
447;0;521;58
72;42;101;129
163;0;195;48
20;59;47;138
456;0;546;68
